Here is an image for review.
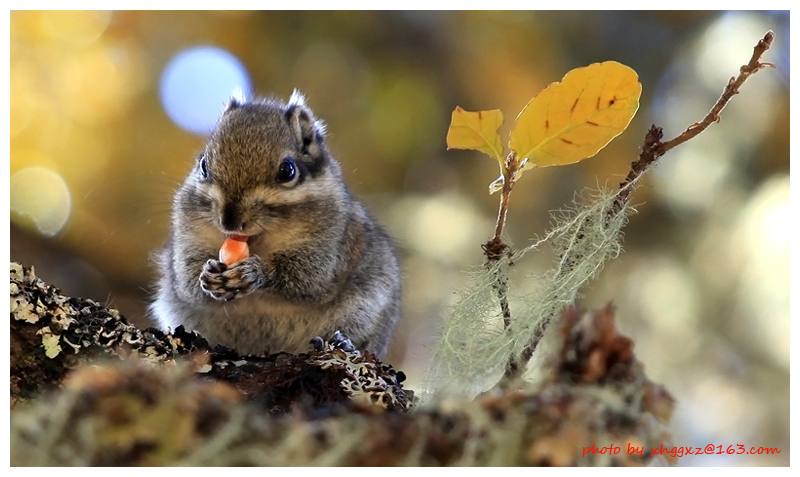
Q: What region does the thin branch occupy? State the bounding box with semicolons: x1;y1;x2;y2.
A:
656;31;775;154
615;30;775;208
482;152;522;378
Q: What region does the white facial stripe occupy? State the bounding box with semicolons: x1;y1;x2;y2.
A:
250;174;337;206
196;168;339;209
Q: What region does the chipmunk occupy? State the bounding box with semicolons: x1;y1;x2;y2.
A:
150;91;401;358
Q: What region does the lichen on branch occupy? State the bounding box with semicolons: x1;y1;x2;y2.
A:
10;262;413;413
427;30;776;394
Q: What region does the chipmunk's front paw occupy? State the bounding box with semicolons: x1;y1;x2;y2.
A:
309;330;360;355
200;257;265;301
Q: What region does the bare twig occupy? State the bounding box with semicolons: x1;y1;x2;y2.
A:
485;151;521;259
615;30;775;208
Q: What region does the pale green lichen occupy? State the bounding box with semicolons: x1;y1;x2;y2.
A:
425;185;632;398
40;327;63;358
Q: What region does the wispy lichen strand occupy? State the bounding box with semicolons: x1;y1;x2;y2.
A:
425;186;630;398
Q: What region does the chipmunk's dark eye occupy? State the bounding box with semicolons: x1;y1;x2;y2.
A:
198;154;209;180
276;157;297;184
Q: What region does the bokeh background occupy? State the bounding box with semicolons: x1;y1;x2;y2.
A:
9;11;789;466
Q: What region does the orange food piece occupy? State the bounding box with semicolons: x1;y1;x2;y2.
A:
219;236;250;265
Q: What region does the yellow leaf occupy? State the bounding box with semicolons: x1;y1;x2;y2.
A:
446;106;505;164
509;61;641;172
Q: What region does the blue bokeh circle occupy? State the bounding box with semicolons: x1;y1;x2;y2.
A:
159;46;251;135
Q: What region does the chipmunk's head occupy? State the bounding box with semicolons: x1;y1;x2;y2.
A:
179;91;347;240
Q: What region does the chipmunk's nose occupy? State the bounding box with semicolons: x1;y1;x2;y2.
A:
220;202;248;232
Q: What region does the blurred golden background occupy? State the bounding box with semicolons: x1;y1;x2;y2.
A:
9;11;789;465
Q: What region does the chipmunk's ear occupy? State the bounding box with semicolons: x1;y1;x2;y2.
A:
223;89;247;114
224;98;241;113
286;89;326;159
